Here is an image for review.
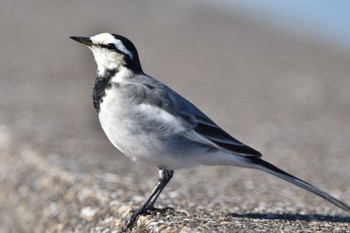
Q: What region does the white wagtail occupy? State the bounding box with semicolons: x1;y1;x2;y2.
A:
71;33;350;228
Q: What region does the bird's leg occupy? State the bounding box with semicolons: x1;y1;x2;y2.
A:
124;167;174;230
146;168;174;211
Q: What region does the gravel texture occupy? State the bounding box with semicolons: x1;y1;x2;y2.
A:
1;1;350;232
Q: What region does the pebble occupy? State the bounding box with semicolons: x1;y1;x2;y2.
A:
80;207;98;221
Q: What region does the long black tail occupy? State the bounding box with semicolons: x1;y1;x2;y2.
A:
247;156;350;212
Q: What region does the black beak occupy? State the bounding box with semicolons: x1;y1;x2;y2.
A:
70;36;93;46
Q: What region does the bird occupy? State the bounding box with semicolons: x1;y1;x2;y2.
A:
70;33;350;229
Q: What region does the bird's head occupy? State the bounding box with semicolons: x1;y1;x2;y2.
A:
71;33;142;75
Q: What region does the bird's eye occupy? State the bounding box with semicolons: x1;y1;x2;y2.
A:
106;43;116;50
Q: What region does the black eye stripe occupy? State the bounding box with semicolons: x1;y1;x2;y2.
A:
97;43;134;61
99;43;116;50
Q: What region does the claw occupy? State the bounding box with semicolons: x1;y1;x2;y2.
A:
123;206;175;230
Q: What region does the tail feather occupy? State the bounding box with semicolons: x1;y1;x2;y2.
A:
247;157;350;212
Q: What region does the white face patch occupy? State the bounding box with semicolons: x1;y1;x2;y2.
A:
90;33;133;59
87;33;135;74
89;46;121;75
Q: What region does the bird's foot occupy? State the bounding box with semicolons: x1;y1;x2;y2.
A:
123;206;174;231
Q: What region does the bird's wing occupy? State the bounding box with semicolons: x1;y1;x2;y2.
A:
133;75;261;157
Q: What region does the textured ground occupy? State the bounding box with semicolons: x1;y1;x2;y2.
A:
0;1;349;232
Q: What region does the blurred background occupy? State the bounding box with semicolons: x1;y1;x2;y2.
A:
1;0;350;232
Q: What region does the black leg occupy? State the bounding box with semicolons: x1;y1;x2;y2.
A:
124;167;174;230
147;168;173;210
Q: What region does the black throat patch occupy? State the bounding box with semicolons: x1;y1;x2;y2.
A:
92;69;117;113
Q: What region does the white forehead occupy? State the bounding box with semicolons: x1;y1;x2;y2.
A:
90;33;116;44
90;33;133;59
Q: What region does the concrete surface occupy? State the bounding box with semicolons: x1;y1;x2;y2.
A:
0;1;349;232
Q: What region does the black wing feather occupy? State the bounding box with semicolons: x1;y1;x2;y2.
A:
194;119;262;157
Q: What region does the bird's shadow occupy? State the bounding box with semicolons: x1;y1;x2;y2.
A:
230;213;350;223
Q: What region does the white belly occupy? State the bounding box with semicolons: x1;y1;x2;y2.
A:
98;87;163;164
99;88;137;156
97;86;203;169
